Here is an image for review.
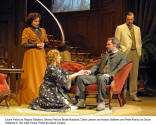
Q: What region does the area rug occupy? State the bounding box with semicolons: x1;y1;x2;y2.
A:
0;103;144;116
0;104;112;116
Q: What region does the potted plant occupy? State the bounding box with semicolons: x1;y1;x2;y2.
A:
140;35;156;64
138;35;156;95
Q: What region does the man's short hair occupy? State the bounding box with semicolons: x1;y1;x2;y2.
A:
107;37;120;48
126;12;134;17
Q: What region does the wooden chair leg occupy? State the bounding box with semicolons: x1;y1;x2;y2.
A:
109;81;114;110
121;81;127;105
121;87;127;105
109;90;113;110
118;94;123;107
96;94;98;104
5;94;10;107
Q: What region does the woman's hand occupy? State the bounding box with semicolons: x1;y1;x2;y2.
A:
78;70;91;75
70;70;91;79
77;70;85;75
83;70;91;75
37;43;44;49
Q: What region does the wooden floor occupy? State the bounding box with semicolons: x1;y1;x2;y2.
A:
0;95;156;116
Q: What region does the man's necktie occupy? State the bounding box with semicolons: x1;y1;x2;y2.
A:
129;26;136;49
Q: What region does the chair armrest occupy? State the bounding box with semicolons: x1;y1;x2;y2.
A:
61;61;85;72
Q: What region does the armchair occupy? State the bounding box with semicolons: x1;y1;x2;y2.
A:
61;61;132;110
0;73;10;107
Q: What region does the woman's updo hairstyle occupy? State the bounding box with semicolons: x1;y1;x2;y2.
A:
25;12;41;26
47;49;60;65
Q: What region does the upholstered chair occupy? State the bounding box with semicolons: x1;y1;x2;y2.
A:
0;73;10;107
61;61;132;110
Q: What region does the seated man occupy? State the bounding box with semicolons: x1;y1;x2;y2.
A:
76;37;128;111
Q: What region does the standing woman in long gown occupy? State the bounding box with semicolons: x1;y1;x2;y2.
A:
18;12;49;104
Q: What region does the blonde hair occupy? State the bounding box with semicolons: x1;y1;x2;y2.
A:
47;49;60;65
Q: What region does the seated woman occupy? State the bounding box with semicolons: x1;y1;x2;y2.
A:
29;49;83;112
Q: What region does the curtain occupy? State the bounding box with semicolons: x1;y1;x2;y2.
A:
129;0;156;38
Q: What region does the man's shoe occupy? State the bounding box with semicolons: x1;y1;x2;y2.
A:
129;95;142;102
76;99;86;108
96;102;105;111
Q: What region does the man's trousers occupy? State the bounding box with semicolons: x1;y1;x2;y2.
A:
76;75;111;102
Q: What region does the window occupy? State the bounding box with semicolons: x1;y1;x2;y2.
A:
52;0;90;13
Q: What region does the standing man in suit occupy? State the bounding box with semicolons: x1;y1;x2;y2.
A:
76;37;127;111
115;12;142;101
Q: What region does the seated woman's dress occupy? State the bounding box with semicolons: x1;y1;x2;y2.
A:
29;64;72;112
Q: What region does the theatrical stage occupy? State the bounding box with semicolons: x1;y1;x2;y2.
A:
0;96;156;116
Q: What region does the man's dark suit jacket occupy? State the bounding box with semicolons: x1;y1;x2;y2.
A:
90;50;128;76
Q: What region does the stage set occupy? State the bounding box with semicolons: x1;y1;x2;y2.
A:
0;94;156;116
0;0;156;116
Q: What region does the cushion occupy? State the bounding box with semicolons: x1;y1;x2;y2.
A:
61;62;85;72
0;73;9;96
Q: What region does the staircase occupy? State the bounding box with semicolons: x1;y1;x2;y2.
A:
47;34;99;65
